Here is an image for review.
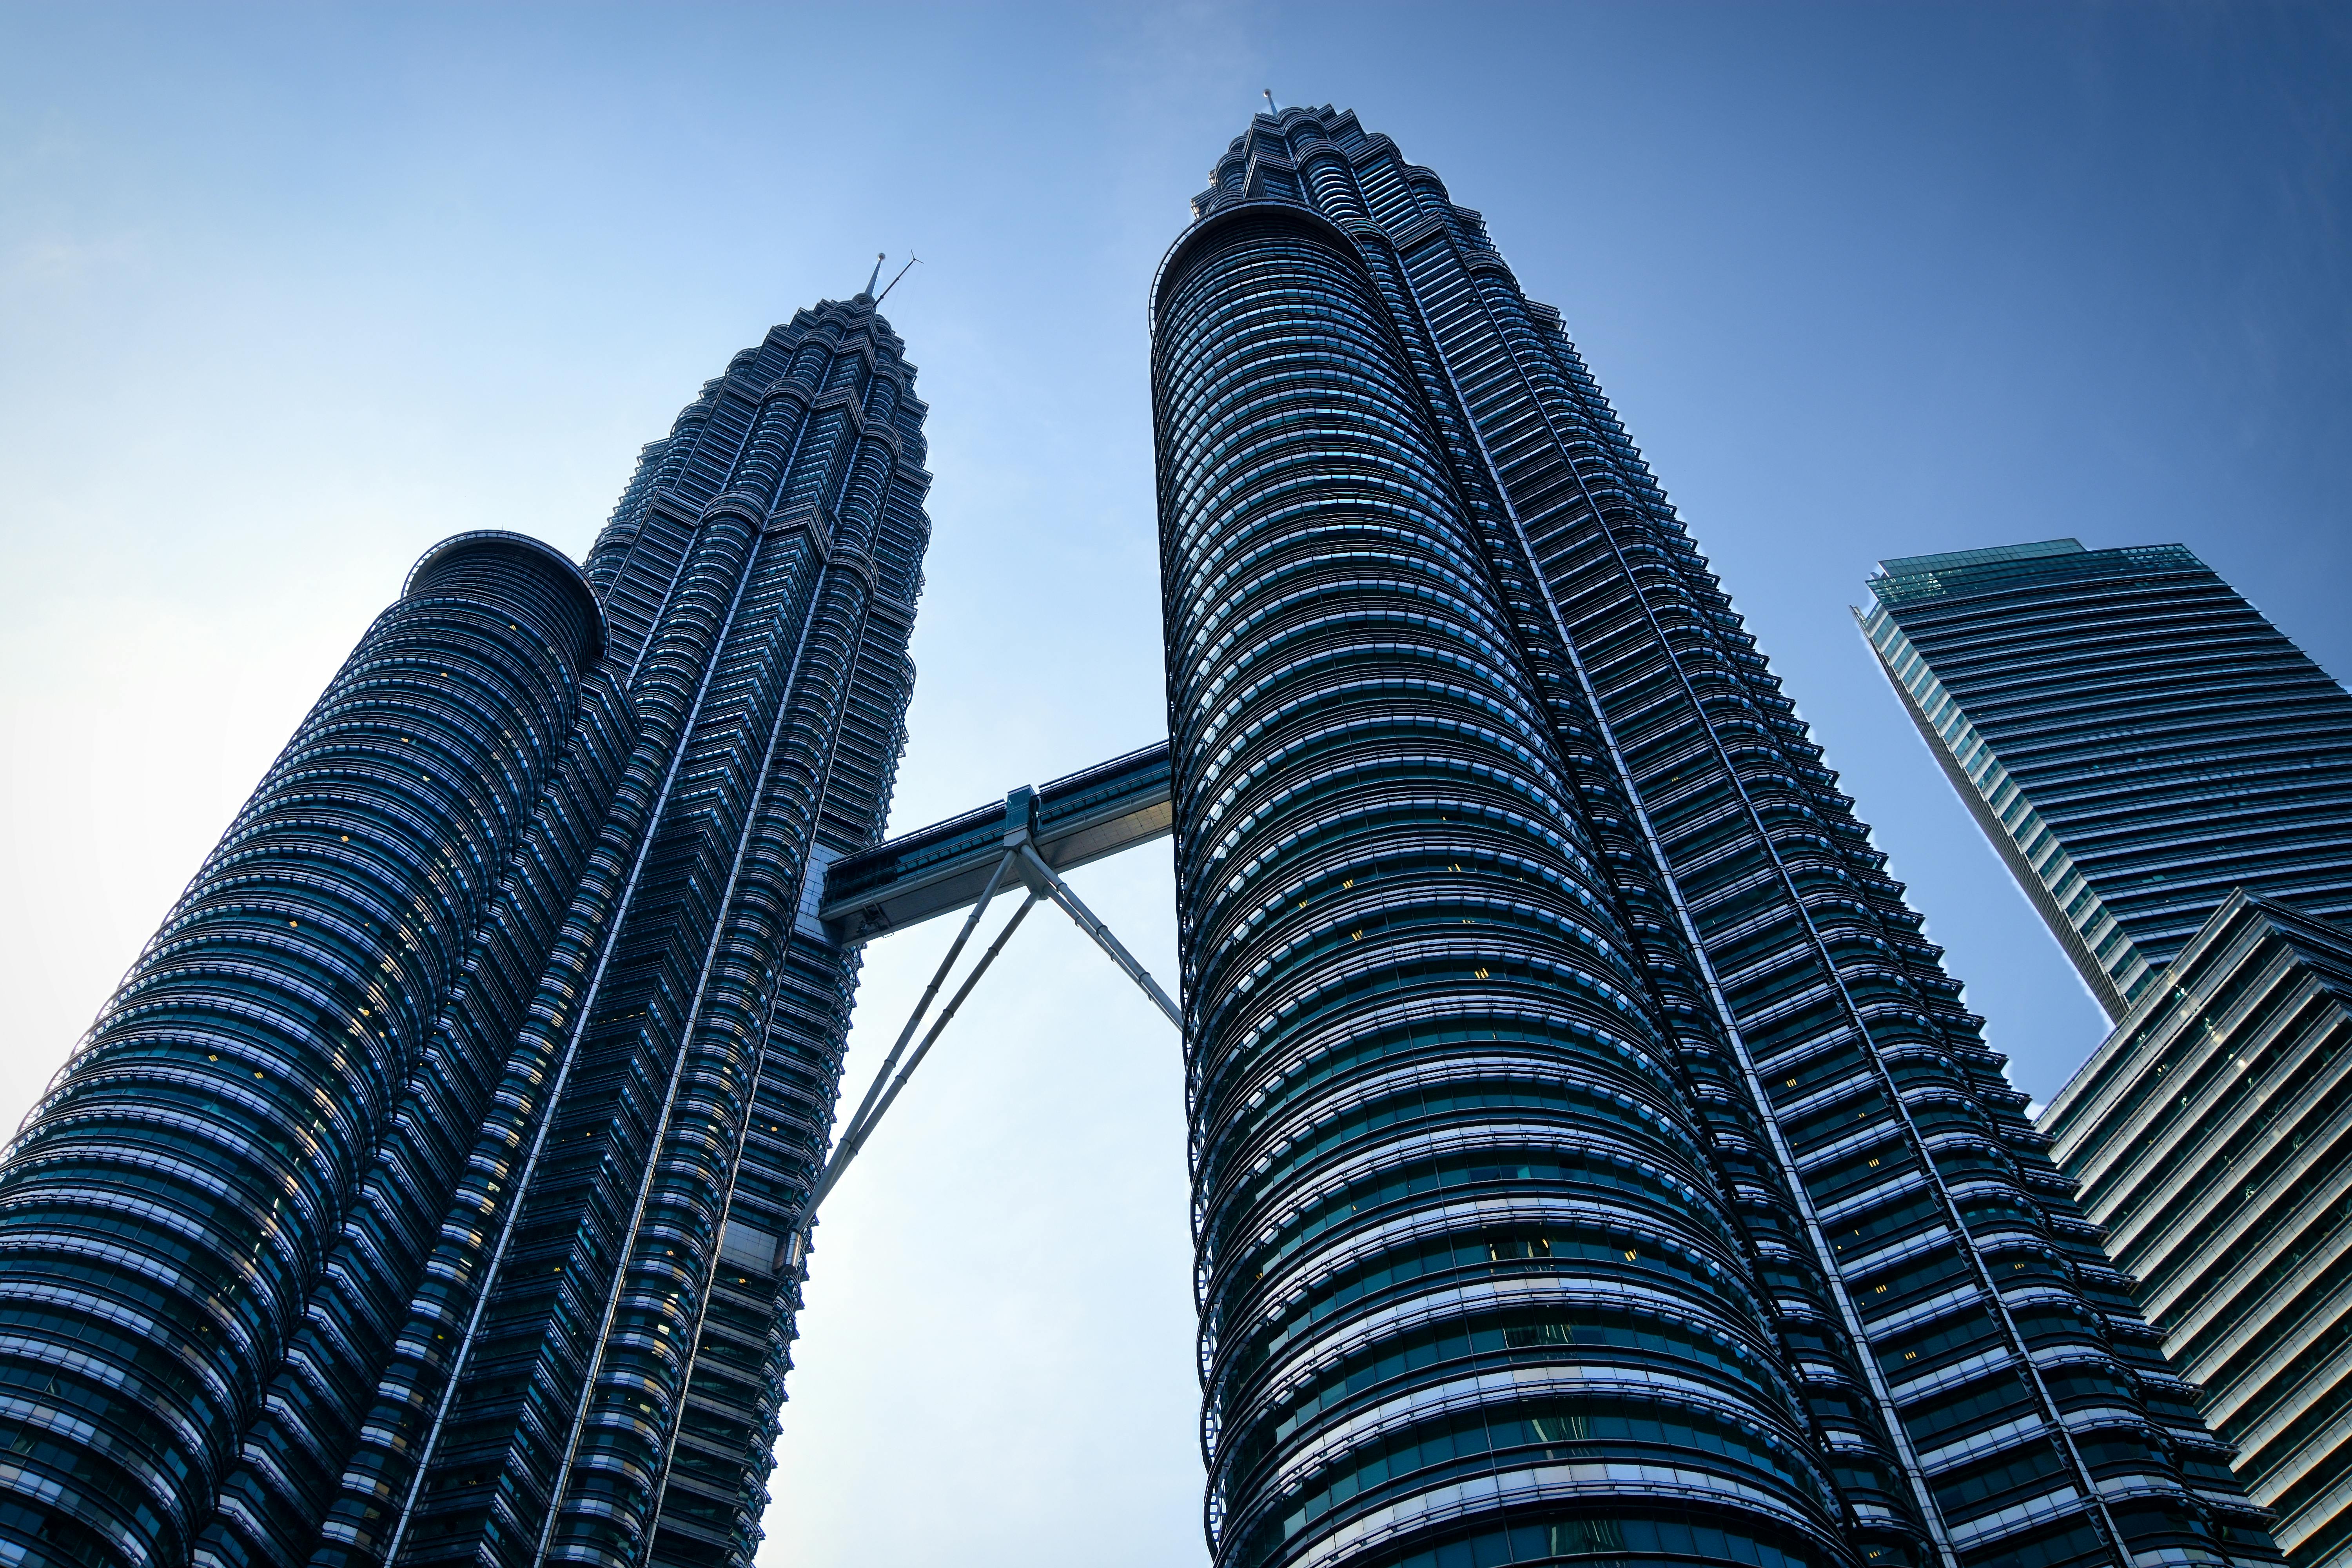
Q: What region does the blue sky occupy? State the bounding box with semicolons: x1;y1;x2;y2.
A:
3;4;2347;1564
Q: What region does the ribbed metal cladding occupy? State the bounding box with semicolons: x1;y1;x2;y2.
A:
2045;895;2352;1568
0;298;929;1568
1163;104;2287;1568
339;298;929;1568
1155;201;1848;1568
0;533;603;1568
1857;541;2352;1024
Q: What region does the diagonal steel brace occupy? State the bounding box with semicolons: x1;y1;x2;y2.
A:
1016;841;1181;1027
806;889;1040;1220
791;837;1180;1255
809;849;1015;1212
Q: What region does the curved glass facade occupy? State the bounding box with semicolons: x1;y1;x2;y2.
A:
1156;107;2284;1568
0;533;603;1568
1158;205;1842;1568
0;296;932;1568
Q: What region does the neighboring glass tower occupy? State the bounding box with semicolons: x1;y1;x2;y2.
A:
1856;540;2352;1020
1856;540;2352;1564
1154;107;2278;1568
0;295;930;1568
2043;895;2352;1568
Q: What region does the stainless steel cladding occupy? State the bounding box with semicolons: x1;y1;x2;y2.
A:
1153;105;2283;1568
0;296;933;1568
0;534;602;1568
1154;203;1845;1568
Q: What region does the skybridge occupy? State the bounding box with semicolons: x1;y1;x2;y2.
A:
816;739;1174;946
796;739;1178;1237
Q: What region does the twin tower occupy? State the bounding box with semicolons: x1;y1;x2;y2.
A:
0;107;2283;1568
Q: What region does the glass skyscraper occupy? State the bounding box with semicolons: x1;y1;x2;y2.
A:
1856;544;2352;1566
0;295;931;1568
1856;540;2352;1021
2042;895;2352;1568
1154;105;2277;1568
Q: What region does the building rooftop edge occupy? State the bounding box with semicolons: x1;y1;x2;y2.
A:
1865;539;2206;610
1878;537;2085;579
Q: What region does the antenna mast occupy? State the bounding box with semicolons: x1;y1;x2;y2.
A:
874;252;920;306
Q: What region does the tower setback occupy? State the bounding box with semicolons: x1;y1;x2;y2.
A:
1153;106;2279;1568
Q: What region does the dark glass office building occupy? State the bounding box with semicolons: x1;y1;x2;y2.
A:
1857;540;2352;1021
2043;895;2352;1568
1858;545;2352;1565
0;295;931;1568
1155;107;2278;1568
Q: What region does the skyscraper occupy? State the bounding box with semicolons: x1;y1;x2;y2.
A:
1154;105;2277;1568
1853;541;2352;1566
1855;540;2352;1022
0;294;931;1568
1857;543;2352;1564
2041;894;2352;1568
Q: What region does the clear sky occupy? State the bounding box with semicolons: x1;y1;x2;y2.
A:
3;4;2347;1564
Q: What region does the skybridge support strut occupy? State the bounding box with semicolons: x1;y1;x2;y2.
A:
827;848;1016;1164
795;775;1181;1250
804;886;1038;1223
1016;841;1181;1027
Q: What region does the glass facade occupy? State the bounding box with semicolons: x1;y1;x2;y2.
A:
1154;107;2280;1568
2043;895;2352;1568
1857;540;2352;1020
0;295;931;1568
